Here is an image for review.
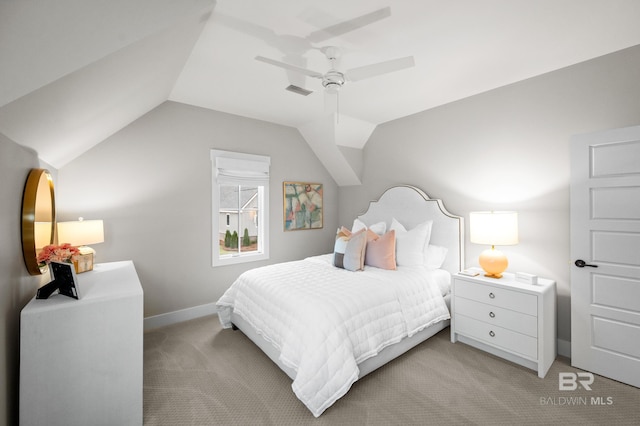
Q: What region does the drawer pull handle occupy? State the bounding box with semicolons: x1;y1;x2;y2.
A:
489;292;495;299
489;312;495;318
489;330;495;337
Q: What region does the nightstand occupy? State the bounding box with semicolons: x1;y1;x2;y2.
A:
450;270;556;378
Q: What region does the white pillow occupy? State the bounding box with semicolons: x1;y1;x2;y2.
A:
368;221;387;235
351;218;368;233
424;245;448;270
351;218;387;235
390;218;433;266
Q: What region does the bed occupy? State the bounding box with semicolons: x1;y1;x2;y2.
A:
216;185;464;417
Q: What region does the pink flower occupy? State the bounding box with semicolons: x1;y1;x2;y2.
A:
37;243;80;266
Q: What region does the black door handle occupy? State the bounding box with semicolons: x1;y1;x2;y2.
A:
575;259;598;268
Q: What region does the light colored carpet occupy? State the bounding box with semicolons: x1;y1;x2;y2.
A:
143;315;640;425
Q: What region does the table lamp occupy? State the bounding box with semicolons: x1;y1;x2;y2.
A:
470;211;518;278
57;217;104;272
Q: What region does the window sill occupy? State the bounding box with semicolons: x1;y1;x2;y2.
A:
213;251;269;267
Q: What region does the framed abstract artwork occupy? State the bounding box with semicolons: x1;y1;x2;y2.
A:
283;182;323;231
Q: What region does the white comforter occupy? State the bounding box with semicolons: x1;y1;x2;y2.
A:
216;254;450;417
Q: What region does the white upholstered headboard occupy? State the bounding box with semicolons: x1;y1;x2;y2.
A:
357;185;464;275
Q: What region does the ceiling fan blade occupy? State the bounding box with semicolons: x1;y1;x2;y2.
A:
255;56;324;79
307;7;391;43
218;13;313;56
346;56;415;82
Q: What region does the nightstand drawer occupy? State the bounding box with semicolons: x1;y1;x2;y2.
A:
455;313;537;359
454;297;537;337
455;279;537;316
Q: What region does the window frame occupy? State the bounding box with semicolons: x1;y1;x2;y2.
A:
211;150;270;267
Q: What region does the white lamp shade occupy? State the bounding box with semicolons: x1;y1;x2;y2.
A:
57;219;104;246
470;211;518;246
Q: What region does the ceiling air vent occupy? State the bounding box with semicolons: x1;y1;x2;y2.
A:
285;85;313;96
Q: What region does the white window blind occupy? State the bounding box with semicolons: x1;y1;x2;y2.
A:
215;156;270;186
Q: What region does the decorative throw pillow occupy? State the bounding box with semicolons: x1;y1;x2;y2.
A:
365;229;396;270
390;218;433;266
424;245;448;270
367;221;387;236
351;218;387;235
333;228;367;271
337;226;351;236
351;218;368;233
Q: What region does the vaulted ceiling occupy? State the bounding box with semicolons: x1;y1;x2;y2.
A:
2;1;640;184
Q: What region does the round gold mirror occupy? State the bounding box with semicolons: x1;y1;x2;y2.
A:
21;169;56;275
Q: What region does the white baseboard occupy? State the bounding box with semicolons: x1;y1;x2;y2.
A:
144;302;218;331
557;338;571;358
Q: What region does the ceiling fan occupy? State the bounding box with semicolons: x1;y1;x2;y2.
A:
252;6;415;115
255;46;415;95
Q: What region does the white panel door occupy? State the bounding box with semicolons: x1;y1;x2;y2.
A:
570;125;640;388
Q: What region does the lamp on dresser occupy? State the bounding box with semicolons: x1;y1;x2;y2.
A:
57;217;104;272
469;211;518;278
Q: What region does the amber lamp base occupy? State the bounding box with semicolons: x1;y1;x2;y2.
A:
478;246;508;279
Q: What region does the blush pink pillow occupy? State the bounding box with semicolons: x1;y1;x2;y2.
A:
365;229;397;270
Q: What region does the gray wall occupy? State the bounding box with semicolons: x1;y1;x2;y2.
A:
0;134;50;425
339;45;640;345
57;101;338;317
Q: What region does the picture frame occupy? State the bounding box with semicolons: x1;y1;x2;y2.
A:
36;261;81;300
283;182;323;231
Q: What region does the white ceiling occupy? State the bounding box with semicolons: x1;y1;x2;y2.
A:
171;0;640;127
2;0;640;170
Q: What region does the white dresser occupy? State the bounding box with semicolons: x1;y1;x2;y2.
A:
20;261;143;426
450;271;556;378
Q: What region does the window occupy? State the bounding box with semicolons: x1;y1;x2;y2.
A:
211;150;270;266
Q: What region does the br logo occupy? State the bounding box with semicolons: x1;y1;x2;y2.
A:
559;372;594;391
